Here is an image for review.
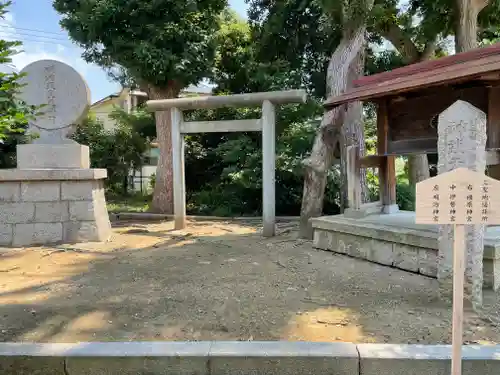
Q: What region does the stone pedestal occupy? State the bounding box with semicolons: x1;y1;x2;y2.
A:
0;169;111;247
437;100;487;308
17;144;90;169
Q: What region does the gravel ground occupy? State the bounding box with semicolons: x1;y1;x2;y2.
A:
0;219;499;344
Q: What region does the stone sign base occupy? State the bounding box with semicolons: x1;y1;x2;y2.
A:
311;212;500;290
17;143;90;169
0;169;111;247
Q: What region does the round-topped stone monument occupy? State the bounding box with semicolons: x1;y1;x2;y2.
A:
18;59;90;144
6;59;112;246
16;60;92;169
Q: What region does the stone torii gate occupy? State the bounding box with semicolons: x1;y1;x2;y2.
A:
146;90;307;237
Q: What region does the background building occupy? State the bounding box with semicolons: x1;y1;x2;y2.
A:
90;83;213;192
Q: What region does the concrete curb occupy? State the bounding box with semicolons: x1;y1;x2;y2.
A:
0;342;499;374
109;212;301;222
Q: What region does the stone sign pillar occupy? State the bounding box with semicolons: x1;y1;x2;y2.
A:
437;100;487;308
0;59;111;246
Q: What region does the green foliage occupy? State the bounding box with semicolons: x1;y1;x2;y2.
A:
409;0;500;43
71;112;149;194
107;192;150;213
174;10;343;217
213;9;308;97
52;0;228;90
365;49;405;75
108;106;156;139
0;1;39;163
63;0;447;217
0;130;30;168
184;106;343;216
364;158;416;211
396;182;415;211
0;65;37;140
149;173;156;191
247;0;341;98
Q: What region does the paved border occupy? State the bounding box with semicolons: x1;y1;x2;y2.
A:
0;342;499;374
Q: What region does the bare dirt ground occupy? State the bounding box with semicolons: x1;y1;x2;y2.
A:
1;219;500;344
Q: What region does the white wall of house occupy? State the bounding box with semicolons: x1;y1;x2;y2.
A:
92;100;125;131
89;88;131;131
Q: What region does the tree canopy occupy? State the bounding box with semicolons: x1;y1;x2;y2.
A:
53;0;228;91
50;0;500;220
53;0;233;213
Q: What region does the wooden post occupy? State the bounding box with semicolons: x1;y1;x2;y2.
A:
416;167;500;375
487;86;500;150
376;100;398;213
171;107;186;230
452;224;465;375
487;86;500;181
346;145;361;210
262;100;276;237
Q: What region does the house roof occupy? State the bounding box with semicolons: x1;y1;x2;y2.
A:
91;83;213;107
91;92;122;107
324;42;500;109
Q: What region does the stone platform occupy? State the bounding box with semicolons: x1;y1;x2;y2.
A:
311;211;500;290
0;169;111;247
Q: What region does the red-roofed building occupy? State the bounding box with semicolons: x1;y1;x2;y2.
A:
325;42;500;110
323;42;500;212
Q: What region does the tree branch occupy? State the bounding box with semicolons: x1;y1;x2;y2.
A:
420;39;437;61
380;22;420;62
473;0;490;12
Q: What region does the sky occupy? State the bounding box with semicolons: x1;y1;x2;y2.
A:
5;0;249;103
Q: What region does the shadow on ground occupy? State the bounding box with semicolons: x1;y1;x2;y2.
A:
0;219;499;344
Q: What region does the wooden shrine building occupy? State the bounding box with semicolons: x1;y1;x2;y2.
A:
324;42;500;215
311;43;500;290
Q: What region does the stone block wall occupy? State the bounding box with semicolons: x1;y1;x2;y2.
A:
0;179;111;246
312;220;500;290
313;229;438;277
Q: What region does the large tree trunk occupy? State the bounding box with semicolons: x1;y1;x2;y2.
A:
148;85;181;213
407;154;430;185
455;0;489;52
299;21;368;239
340;47;369;210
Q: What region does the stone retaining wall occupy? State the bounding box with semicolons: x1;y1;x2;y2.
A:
0;342;499;375
311;215;500;290
0;169;111;246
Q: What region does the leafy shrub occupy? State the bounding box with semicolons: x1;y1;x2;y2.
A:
396;183;415;211
72;112;149;194
364;160;415;211
184;103;343;217
149;173;156;190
